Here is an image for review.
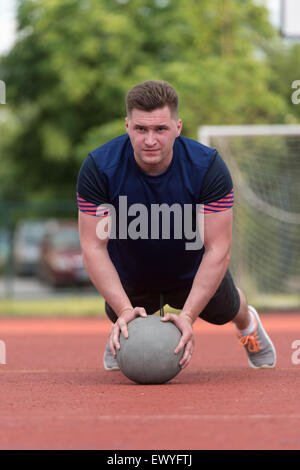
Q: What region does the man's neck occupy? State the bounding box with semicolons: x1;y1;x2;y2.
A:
134;153;173;176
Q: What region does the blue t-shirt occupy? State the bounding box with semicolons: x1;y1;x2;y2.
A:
77;134;234;292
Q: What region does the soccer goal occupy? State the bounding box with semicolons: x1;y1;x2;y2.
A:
198;124;300;310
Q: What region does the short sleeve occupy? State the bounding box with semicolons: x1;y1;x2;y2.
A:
198;151;234;213
76;153;110;216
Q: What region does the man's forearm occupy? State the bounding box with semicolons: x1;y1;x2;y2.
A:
181;249;231;323
82;247;132;316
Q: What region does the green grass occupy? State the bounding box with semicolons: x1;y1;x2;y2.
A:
249;293;300;311
0;296;181;317
0;293;298;318
0;296;106;317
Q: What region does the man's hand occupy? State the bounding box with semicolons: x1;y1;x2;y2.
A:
110;307;147;357
160;312;195;369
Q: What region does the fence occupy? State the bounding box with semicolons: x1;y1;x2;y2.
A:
0;200;95;299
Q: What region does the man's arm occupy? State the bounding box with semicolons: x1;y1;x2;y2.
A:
181;207;232;322
78;210;133;315
162;208;232;368
78;210;147;354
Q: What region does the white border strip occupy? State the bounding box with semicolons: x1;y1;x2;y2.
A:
198;124;300;146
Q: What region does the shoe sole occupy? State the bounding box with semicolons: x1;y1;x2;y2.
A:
247;306;277;369
103;357;120;371
104;365;120;371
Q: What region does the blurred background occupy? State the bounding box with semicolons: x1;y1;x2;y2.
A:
0;0;299;315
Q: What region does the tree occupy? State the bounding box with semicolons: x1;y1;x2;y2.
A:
0;0;289;201
265;41;300;123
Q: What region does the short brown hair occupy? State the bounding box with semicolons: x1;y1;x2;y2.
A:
126;80;178;117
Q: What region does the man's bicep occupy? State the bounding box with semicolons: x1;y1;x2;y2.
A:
78;210;110;251
203;208;232;252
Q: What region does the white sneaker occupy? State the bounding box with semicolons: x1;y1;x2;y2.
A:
103;335;120;371
238;306;276;369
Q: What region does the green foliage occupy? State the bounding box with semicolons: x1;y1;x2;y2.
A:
265;42;300;123
0;0;297;201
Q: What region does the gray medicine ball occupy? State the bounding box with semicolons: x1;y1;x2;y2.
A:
116;315;184;384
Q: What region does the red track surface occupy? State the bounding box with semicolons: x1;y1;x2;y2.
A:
1;312;300;450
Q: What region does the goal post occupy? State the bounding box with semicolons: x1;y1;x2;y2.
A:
198;124;300;146
198;124;300;310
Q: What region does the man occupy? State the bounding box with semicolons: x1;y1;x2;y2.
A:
77;80;276;371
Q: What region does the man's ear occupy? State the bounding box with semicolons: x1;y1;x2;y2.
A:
125;117;129;134
176;119;182;137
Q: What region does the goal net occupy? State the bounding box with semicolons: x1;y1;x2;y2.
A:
198;125;300;310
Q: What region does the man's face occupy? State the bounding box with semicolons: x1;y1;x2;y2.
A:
125;105;182;175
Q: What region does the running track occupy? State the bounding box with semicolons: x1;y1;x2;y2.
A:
0;312;300;450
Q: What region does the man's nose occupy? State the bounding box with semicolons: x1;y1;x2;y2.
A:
145;131;156;146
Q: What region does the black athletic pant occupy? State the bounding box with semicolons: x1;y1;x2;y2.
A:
105;270;240;326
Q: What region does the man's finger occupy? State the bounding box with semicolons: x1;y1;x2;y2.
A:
135;307;147;318
110;325;120;356
174;336;187;355
109;336;115;357
160;313;173;322
118;317;129;340
179;341;194;367
179;350;192;369
113;321;125;352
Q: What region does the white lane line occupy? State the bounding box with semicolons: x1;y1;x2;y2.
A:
1;414;300;422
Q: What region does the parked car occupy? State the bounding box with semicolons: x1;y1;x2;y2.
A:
13;219;50;276
37;220;90;287
0;228;10;273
